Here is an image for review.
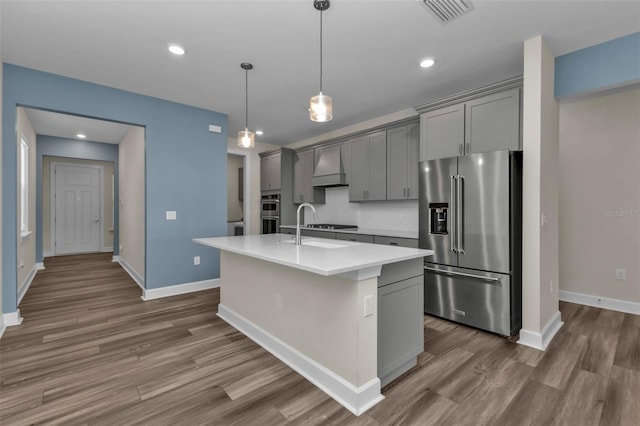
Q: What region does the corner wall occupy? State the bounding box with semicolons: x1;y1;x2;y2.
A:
16;108;36;300
118;126;145;284
559;88;640;305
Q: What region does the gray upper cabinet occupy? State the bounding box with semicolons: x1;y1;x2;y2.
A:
420;104;464;161
465;88;520;154
420;88;521;161
293;149;325;204
349;131;387;202
260;152;282;192
387;123;419;200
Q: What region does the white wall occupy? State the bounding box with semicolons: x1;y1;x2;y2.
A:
226;154;243;223
226;138;278;235
520;35;561;347
559;87;640;303
16;107;37;297
302;187;418;233
118;127;145;283
43;157;115;255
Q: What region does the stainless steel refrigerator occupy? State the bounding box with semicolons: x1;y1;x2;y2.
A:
419;150;522;336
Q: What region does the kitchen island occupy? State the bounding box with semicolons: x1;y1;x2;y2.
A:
193;234;432;415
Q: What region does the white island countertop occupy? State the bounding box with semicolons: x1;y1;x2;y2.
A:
193;234;432;277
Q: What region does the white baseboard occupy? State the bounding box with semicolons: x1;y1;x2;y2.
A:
142;278;220;301
43;251;53;258
18;265;39;305
1;309;24;340
36;262;45;270
116;257;145;290
102;246;114;252
518;310;563;351
560;290;640;315
217;304;384;416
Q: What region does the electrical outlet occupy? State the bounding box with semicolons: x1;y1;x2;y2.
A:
193;256;200;266
550;280;553;294
541;213;547;228
616;269;627;280
275;294;282;310
363;295;373;317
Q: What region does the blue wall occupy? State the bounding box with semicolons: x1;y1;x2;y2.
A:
555;32;640;98
36;136;120;262
2;64;227;313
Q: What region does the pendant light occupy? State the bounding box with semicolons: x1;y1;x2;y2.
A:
309;0;332;122
238;62;255;148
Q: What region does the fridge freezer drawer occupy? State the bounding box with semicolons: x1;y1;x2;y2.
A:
424;264;514;336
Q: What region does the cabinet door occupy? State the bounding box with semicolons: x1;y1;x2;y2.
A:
420;104;464;161
349;136;368;201
293;150;309;203
386;126;409;200
260;154;281;191
260;156;269;192
465;88;520;154
335;233;374;243
367;131;387;201
340;142;351;185
406;123;420;200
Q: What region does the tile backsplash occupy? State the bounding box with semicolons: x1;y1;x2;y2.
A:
303;187;418;232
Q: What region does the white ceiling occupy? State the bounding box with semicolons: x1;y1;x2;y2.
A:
24;108;135;144
2;1;639;146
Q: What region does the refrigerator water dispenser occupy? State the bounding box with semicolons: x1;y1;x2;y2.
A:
429;203;448;234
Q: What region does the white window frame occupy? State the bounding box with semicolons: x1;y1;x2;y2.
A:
20;138;30;236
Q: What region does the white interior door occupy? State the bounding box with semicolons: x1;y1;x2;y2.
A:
54;164;101;255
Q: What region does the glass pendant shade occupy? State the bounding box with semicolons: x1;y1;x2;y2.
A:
238;128;255;148
309;92;333;122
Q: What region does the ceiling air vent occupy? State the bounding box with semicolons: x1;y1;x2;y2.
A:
422;0;474;24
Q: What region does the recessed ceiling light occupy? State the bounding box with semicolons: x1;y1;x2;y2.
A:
77;133;86;139
168;44;186;56
255;130;264;136
420;58;436;68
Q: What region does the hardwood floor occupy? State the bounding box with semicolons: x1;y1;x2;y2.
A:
1;253;638;425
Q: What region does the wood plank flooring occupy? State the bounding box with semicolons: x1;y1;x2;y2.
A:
1;253;638;425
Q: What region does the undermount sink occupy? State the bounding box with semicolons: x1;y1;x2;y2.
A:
281;239;349;249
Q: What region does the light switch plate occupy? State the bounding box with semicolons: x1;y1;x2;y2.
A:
166;211;177;221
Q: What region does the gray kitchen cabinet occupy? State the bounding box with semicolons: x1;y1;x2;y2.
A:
335;233;374;243
377;258;424;387
420;88;521;161
279;227;296;235
374;235;419;248
420;104;464;161
349;131;387;202
465;88;520;154
260;152;282;192
387;123;419;200
293;149;325;204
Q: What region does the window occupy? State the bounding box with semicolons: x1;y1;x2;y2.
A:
20;138;29;234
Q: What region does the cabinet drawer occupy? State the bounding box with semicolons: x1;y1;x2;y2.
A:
336;233;374;243
279;228;296;235
301;229;337;239
374;236;419;248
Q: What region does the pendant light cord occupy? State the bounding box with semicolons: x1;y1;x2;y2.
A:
320;9;323;93
245;68;249;129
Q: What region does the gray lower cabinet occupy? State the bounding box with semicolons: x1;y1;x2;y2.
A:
335;233;374;243
374;235;419;248
293;149;325;204
349;131;387;202
377;258;424;387
301;229;336;239
387;123;419;200
279;227;296;236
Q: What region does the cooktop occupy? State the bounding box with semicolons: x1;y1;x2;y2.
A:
305;224;358;230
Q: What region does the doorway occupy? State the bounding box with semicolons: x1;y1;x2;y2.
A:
51;162;103;255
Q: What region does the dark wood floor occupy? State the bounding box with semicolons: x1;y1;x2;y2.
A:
0;253;638;425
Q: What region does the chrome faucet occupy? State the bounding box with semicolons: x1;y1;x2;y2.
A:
296;202;318;245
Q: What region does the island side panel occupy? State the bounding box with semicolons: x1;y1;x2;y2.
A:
219;251;378;389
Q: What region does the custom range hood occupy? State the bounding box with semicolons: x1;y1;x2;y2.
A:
312;144;347;187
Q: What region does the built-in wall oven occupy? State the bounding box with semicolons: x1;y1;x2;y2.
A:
261;194;280;234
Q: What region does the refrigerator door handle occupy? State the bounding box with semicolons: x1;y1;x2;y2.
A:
424;266;501;284
457;175;464;254
450;175;457;253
